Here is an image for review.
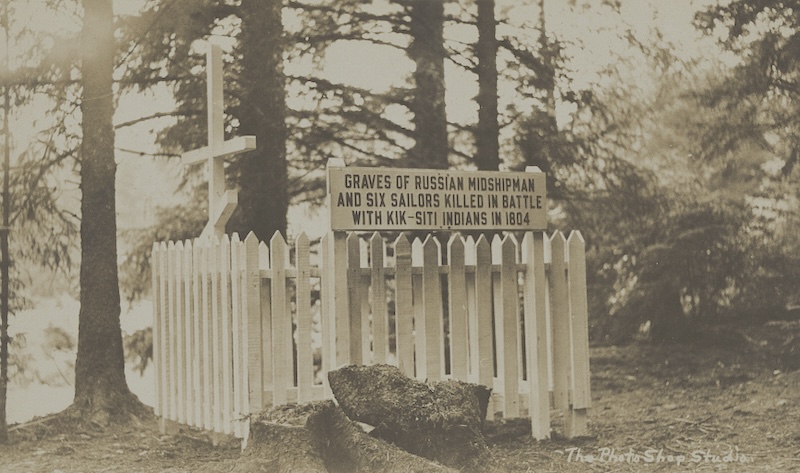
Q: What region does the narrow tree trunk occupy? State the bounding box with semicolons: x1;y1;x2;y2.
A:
475;0;499;171
0;0;10;442
233;0;288;241
408;0;448;169
73;0;138;423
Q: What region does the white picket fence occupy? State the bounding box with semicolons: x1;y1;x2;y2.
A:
150;230;591;441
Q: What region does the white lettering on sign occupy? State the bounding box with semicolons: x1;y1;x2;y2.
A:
328;165;547;231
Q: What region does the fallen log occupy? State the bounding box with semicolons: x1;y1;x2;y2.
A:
328;364;491;471
307;401;456;473
230;421;327;473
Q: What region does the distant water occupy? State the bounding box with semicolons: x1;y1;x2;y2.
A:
7;296;155;425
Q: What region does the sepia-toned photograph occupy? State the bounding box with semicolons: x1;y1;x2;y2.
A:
1;0;798;471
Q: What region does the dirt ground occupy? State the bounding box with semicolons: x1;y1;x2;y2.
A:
2;321;799;472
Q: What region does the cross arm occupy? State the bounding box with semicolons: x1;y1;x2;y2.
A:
182;135;257;166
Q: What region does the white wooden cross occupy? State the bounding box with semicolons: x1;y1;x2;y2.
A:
182;43;256;238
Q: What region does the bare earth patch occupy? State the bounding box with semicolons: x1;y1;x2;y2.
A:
2;322;799;472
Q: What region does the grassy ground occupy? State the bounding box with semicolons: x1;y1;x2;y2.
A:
2;321;799;472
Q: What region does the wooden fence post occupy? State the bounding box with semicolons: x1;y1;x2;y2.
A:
370;233;388;365
500;234;520;418
220;235;233;434
347;233;363;365
422;235;444;381
549;232;571;435
230;234;243;437
242;232;262;415
523;231;550;440
296;233;314;403
567;231;591;437
447;234;468;381
270;232;289;406
394;233;414;377
474;235;494;420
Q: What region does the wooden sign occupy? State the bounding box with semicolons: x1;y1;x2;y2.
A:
328;160;546;231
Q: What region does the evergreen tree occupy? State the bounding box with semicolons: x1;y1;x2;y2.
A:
72;0;145;423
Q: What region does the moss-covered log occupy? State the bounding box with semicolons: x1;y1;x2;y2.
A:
328;364;491;471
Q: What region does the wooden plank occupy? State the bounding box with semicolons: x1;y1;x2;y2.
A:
523;232;550;439
209;235;223;433
393;234;414;377
549;232;571;430
448;234;468;382
175;241;186;425
346;233;363;364
490;236;503;413
191;240;202;427
167;241;178;422
230;234;242;437
464;236;478;383
500;235;520;418
200;240;212;430
411;238;425;379
219;235;233;434
422;236;444;381
331;232;350;367
567;231;591;437
320;233;332;397
296;233;314;403
474;235;494;420
243;233;262;413
270;233;289;406
259;241;273;407
359;239;370;363
183;240;195;428
370;233;388;364
151;244;162;420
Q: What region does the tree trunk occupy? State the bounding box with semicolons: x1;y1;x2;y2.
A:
408;0;448;169
232;0;288;241
475;0;499;171
73;0;141;424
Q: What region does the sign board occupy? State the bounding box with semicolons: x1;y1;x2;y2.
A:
328;164;546;231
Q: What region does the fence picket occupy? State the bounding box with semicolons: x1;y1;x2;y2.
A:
230;234;243;437
220;235;233;434
393;234;414;377
464;236;478;383
151;244;162;419
346;233;363;365
422;235;444;381
500;234;520;418
174;241;186;425
270;232;289;406
258;241;272;408
370;233;388;364
549;232;570;424
296;233;313;403
474;235;494;420
320;233;332;396
243;233;262;413
567;231;591;437
411;238;424;379
447;234;467;380
522;232;549;439
167;241;179;423
183;240;194;427
209;235;223;433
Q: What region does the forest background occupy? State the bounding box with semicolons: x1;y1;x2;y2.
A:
0;0;798;441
